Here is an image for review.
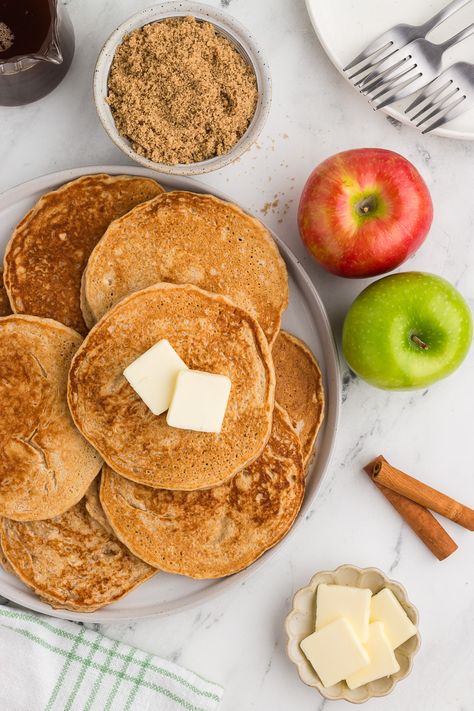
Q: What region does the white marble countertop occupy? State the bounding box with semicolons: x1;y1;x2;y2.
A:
1;0;474;709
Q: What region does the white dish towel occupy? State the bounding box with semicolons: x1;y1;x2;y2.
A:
0;604;224;711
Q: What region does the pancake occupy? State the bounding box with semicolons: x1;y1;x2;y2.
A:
85;478;114;534
0;315;102;521
100;405;305;578
0;270;12;316
0;499;156;612
68;283;275;490
4;174;164;335
273;331;325;466
81;190;288;344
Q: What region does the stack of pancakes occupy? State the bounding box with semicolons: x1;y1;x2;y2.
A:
0;174;324;612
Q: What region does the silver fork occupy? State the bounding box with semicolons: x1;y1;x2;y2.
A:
405;61;474;132
344;0;472;75
359;22;474;109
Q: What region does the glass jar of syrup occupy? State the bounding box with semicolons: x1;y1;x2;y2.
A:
0;0;75;106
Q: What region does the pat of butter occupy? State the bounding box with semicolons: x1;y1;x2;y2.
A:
300;618;370;688
316;584;372;642
346;622;400;689
123;339;188;416
370;588;417;650
166;369;231;433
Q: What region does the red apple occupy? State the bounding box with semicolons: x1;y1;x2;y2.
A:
298;148;433;278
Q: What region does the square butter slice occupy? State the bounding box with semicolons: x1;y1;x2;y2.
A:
316;584;372;642
346;622;400;689
300;618;370;688
123;339;188;416
166;369;231;433
370;588;417;649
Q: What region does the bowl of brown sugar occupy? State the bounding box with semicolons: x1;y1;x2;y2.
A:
94;2;271;175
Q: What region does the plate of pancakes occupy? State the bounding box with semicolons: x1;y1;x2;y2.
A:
0;166;340;621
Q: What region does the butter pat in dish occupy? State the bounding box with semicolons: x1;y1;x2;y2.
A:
300;618;369;688
167;370;231;433
316;583;371;642
285;565;421;703
346;622;400;690
123;339;187;415
370;587;417;650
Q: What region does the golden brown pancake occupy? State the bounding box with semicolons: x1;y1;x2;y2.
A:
100;405;304;578
0;499;156;612
0;269;12;317
81;190;288;343
0;315;102;521
68;283;275;491
273;331;325;466
4;174;163;335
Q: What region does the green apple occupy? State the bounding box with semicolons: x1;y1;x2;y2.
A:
342;272;472;390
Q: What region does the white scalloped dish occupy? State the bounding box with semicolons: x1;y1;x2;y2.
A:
285;565;421;703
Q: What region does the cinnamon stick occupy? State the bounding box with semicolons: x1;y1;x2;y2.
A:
363;462;458;561
369;455;474;531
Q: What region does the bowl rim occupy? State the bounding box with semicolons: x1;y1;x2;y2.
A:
285;564;422;704
93;1;272;175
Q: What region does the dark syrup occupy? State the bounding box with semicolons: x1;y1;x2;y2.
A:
0;0;75;106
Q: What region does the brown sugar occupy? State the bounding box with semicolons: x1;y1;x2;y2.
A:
106;16;258;165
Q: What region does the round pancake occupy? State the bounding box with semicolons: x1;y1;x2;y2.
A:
4;174;164;335
100;405;305;578
0;315;102;521
273;331;325;467
0;499;156;612
68;283;275;490
0;270;12;317
82;190;288;344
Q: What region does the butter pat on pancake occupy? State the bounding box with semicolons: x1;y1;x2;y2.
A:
82;191;288;344
68;283;275;490
273;331;325;466
0;499;156;612
100;405;305;578
0;269;12;316
0;315;102;521
4;174;164;335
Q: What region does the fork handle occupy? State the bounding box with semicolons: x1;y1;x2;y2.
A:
439;21;474;49
420;0;472;33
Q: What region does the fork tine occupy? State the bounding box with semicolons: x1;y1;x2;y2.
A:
343;39;393;72
410;85;459;121
405;78;453;113
372;72;424;109
416;90;463;126
362;61;416;96
422;96;467;133
357;56;409;92
357;48;411;88
347;45;399;80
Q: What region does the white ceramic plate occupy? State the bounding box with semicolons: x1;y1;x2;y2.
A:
0;166;340;622
305;0;474;140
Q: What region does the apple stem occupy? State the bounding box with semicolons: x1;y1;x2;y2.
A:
411;334;429;350
356;194;378;217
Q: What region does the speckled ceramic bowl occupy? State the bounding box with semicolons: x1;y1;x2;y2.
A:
285;565;421;704
94;1;271;175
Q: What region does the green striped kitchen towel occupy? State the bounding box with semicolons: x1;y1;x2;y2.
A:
0;604;224;711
